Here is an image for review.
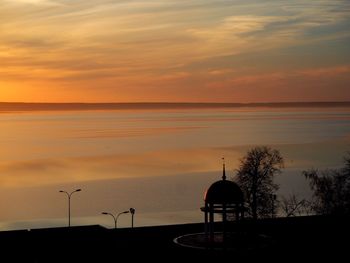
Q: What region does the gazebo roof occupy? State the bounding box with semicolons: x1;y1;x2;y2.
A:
204;179;244;204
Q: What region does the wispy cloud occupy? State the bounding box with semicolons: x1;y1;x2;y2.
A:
4;0;60;5
0;0;349;101
298;65;350;77
203;64;350;102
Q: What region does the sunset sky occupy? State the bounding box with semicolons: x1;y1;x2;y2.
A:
1;0;350;102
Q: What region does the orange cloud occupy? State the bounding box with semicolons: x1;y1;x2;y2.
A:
298;66;350;77
1;1;350;102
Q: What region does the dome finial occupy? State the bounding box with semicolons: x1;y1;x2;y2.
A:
222;157;226;180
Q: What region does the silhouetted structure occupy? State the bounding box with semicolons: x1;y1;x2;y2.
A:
102;210;129;229
130;208;136;228
59;189;82;227
201;160;244;243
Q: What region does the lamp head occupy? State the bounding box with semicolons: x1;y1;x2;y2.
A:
102;212;108;215
76;189;82;192
129;208;135;214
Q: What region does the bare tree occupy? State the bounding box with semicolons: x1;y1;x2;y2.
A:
236;146;284;220
303;152;350;215
281;194;309;217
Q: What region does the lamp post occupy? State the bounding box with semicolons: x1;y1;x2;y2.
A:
102;210;129;229
129;208;135;228
59;189;82;227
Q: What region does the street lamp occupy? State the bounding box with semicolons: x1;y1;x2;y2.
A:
102;210;129;229
129;208;135;228
59;189;82;227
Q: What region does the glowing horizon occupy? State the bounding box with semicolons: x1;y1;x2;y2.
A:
1;0;350;102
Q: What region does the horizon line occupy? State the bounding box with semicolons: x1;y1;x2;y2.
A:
1;101;350;111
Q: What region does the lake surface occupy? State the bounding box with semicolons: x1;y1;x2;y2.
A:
0;107;349;230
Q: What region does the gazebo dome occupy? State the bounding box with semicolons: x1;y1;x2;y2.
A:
204;179;243;204
201;160;245;244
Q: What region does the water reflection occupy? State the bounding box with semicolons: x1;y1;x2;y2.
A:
0;108;349;229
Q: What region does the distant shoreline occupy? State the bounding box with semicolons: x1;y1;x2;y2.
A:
1;101;350;112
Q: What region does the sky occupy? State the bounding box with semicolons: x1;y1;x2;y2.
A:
1;0;350;103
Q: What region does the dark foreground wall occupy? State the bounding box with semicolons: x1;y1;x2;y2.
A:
0;215;348;262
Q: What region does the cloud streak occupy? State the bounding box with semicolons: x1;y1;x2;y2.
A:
0;0;349;101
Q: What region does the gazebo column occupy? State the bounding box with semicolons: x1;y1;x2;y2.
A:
209;203;214;243
222;203;227;244
204;202;209;238
235;203;240;221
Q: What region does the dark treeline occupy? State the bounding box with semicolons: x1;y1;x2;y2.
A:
233;146;350;219
1;101;350;112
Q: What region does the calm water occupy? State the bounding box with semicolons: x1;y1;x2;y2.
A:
0;107;350;230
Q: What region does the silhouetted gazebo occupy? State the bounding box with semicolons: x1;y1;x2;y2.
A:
201;160;244;242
